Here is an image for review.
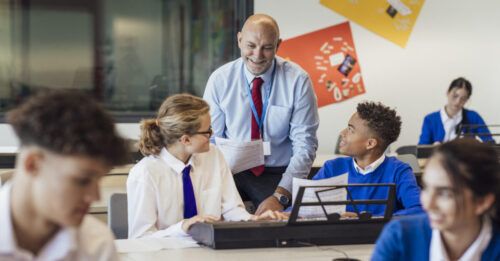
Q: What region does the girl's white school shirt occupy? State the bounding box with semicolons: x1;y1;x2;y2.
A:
127;144;251;239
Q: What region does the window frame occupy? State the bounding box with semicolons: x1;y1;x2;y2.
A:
0;0;253;123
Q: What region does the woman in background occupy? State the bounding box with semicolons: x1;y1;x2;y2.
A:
418;77;494;144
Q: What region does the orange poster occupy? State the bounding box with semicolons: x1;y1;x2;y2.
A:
277;22;365;108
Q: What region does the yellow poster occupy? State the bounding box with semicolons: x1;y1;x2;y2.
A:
320;0;425;47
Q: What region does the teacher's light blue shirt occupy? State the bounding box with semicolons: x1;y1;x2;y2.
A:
203;56;319;192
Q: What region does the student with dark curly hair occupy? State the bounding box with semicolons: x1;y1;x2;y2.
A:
0;91;129;260
313;101;423;216
372;138;500;260
419;77;494;145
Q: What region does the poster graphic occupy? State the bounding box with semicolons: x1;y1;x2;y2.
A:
277;22;365;108
320;0;425;48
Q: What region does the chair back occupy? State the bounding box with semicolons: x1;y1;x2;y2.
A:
108;193;128;239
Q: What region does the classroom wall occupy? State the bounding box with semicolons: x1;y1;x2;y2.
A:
255;0;500;153
0;0;499;154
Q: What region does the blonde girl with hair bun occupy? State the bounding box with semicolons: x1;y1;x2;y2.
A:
128;94;285;238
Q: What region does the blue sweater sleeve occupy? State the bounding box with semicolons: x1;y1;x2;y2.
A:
312;165;328;180
469;111;495;143
418;115;434;145
313;158;352;180
371;220;403;261
312;159;340;180
372;215;433;261
393;164;423;216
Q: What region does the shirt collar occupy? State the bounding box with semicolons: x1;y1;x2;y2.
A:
243;58;276;88
37;228;78;260
0;183;78;259
0;183;16;254
352;154;386;175
430;217;492;261
440;107;462;122
160;147;195;174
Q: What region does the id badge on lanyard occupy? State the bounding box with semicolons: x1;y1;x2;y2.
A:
262;141;271;156
245;59;276;156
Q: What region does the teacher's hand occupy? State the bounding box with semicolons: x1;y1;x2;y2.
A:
255;196;284;215
251;210;289;221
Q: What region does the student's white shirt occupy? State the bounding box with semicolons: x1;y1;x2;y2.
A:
430;217;492;261
440;107;463;142
353;154;386;175
127;144;251;239
0;183;118;261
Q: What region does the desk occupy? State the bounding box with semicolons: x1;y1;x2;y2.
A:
0;169;13;186
118;243;374;261
312;154;342;168
90;172;129;223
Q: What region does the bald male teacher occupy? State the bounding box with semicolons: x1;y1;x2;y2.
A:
203;14;319;214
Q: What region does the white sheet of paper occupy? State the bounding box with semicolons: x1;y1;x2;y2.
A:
292;174;348;218
215;137;265;174
115;237;199;253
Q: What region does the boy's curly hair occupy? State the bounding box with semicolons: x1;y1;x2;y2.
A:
357;101;401;150
7;90;129;166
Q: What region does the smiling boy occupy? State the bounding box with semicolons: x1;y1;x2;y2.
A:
313;101;423;216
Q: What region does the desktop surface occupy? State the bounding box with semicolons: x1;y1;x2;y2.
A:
118;240;374;261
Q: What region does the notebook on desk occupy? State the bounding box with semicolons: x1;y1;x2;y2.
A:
189;184;395;249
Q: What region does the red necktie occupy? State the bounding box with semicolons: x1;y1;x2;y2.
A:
250;77;265;176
